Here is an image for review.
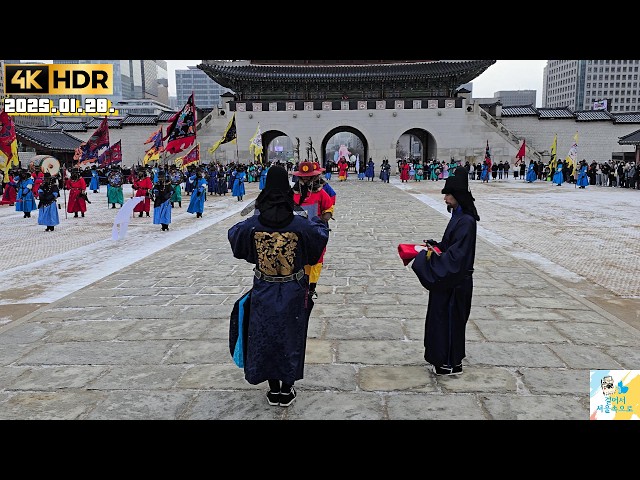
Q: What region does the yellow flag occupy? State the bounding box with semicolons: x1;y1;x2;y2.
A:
549;133;557;172
209;113;237;155
248;123;263;160
0;139;18;183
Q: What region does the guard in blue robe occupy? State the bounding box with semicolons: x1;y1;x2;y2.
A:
576;161;589;188
152;173;174;231
187;170;207;218
228;165;329;405
37;173;60;231
232;166;246;201
525;161;537;182
89;165;100;192
410;167;479;376
15;170;38;218
552;161;564;185
259;164;269;190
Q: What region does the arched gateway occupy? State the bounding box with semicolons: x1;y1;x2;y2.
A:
198;60;496;165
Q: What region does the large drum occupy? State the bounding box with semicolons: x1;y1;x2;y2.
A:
29;155;60;176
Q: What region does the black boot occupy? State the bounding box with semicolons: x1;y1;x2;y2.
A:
178;202;181;208
146;212;150;217
81;212;84;217
171;203;174;208
74;212;78;218
138;212;143;217
112;203;116;209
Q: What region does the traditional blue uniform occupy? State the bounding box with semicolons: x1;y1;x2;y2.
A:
187;174;207;217
576;163;589;188
525;162;537;182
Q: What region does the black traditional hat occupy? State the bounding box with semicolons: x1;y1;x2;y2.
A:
255;165;295;228
441;167;470;196
441;167;480;221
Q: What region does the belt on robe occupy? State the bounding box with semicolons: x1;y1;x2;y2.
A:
254;268;304;283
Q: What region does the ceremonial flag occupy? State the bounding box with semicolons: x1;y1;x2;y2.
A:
484;140;492;170
0;110;19;183
74;116;110;162
248;123;263;160
143;145;162;165
515;139;526;165
144;127;164;147
142;126;164;165
176;143;200;169
209;113;237;155
564;131;578;170
164;93;196;154
549;133;558;171
98;140;123;167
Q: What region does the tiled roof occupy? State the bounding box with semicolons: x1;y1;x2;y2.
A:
537;107;575;119
612;112;640;123
121;114;159;126
575;110;613;121
49;120;89;132
16;126;84;152
158;111;176;122
200;60;496;89
618;128;640;144
85;117;123;129
500;105;538;116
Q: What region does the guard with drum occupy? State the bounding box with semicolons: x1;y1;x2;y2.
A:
107;165;125;209
168;166;183;208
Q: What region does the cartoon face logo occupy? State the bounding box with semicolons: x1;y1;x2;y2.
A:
601;376;615;396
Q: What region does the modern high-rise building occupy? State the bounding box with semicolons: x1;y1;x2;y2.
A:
175;65;232;109
544;60;640;112
494;90;536;107
120;60;169;105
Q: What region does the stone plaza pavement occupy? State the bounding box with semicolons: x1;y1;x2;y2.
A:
0;173;639;420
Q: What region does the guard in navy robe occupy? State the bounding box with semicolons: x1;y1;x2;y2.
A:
410;166;479;376
228;165;329;394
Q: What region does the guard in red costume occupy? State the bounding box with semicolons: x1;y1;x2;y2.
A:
132;169;153;217
65;169;88;217
292;161;334;299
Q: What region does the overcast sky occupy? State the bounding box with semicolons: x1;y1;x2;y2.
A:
166;60;548;107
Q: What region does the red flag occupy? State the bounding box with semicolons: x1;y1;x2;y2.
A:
85;117;110;152
0;109;17;160
74;117;110;162
98;140;123;167
164;93;196;154
180;143;200;167
515;139;526;165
